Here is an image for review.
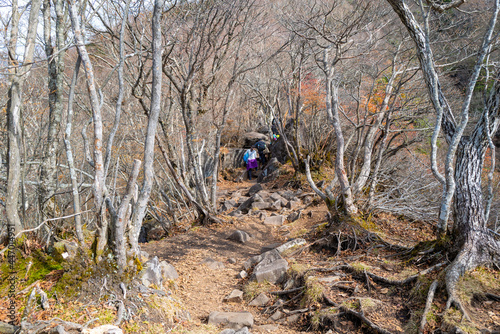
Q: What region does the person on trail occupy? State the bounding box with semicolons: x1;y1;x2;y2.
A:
271;118;280;141
243;147;258;180
254;140;267;167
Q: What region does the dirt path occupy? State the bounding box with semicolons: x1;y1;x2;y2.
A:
141;181;325;333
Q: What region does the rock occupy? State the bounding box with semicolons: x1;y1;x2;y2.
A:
244;249;282;270
275;238;306;254
242;132;268;148
263;215;285;226
82;325;123;334
140;256;162;287
254;324;279;332
251;250;288;284
208;311;254;329
237;196;250;204
235;328;250;334
269;310;282;322
261;243;281;253
221;199;237;212
285;314;300;324
52;241;78;261
286;200;301;210
227;258;237;264
257;158;281;183
202;258;226;270
228;210;243;217
147;226;166;241
238;270;248;279
251;201;271;210
159;261;178;280
223;289;244;303
247;183;263;196
139;250;150;262
249;292;270;307
0;321;18;334
287;211;301;222
228;230;253;244
270;193;285;202
259;212;267;220
270;200;283;211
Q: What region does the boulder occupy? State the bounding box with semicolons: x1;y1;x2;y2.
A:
286;200;301;211
244;249;282;270
159;261;178;280
208;311;254;329
223;289;244;303
247;183;263;197
242;132;268;148
52;241;78;261
246;249;288;284
140;256;162;287
251;202;271;210
249;292;270;307
218;327;250;334
257;158;281;183
263;215;285;226
228;230;253;244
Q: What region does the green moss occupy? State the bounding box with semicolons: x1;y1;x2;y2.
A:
350;262;370;274
301;277;324;307
442;308;480;334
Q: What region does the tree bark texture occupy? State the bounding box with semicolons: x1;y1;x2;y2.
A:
6;0;43;234
130;0;165;255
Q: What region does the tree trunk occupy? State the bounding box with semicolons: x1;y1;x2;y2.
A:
40;0;65;213
129;0;165;255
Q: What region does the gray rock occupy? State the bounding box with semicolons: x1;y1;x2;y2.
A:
261;243;281;253
140;256;162;287
249;292;270;307
219;330;235;334
208;311;254;329
202;258;225;270
270;193;285;202
235;328;250;334
223;289;244;303
259;212;267;220
270;200;283;211
251;201;271;210
253;258;288;284
238;270;248;279
227;258;237;264
275;238;306;254
263;215;285;226
247;183;263;196
242;132;268;148
221;199;237;212
228;230;253;244
253;324;279;332
243;249;282;270
269;310;282;322
248;249;288;284
237;196;250;204
159;261;178;280
287;211;301;222
228;210;243;217
285;314;301;324
286;200;301;210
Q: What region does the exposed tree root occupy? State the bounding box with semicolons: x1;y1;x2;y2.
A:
444;231;500;321
419;280;438;334
362;262;446;286
339;305;394;334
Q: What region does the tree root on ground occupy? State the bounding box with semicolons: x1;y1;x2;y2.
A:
419;280;438;334
339;305;394;334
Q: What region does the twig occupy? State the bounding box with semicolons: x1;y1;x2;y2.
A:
364;269;371;293
14;210;92;238
270;287;303;295
419;280;438;334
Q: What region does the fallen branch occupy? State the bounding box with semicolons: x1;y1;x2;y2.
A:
364;262;446;286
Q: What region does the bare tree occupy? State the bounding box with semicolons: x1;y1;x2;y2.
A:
387;0;500;318
6;0;43;234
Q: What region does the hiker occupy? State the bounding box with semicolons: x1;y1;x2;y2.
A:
271;118;280;141
243;147;258;180
254;140;268;167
